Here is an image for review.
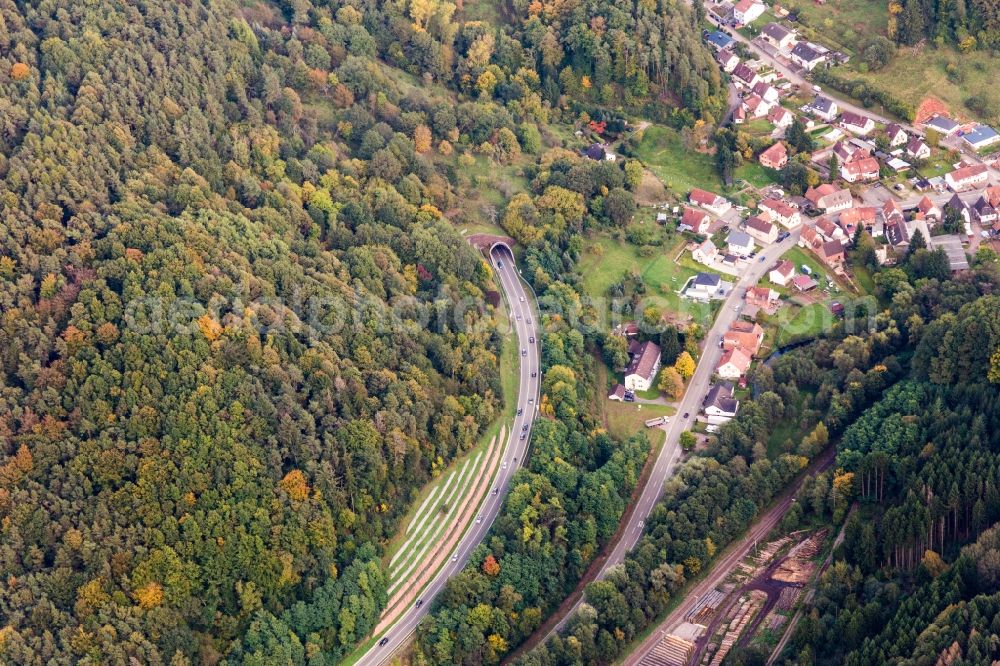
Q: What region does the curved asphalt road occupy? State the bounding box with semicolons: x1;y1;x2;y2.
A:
357;243;540;666
543;229;802;639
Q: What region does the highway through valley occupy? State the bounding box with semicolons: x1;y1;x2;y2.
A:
357;243;540;666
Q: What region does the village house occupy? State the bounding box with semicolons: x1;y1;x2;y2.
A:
705;30;736;50
734;0;767;23
745;286;780;312
917;196;941;222
885;123;908;147
840;206;878;234
768;259;795;286
790;41;824;70
759;141;788;169
680;207;712;234
832;140;860;164
727;230;755;256
962;125;1000;151
906;137;931;160
799;224;822;250
792;274;818;291
985;186;1000;208
745;214;778;244
717;347;753;379
752;81;781;104
703;385;737;426
944;193;971;224
692;238;719;265
733;105;746;124
924;114;959;136
840;156;880;183
685;272;727;301
885;218;910;248
732;62;760;88
945;164;989;191
717;49;740;73
882;199;904;226
689;188;733;216
840;111;875;136
805;184;853;213
624;341;662;392
972;196;998;225
767;105;793;129
608;384;626;401
743;94;771;119
818;239;845;267
808;96;839;122
760;197;801;228
760;23;796;50
724;320;765;355
816;217;846;242
704;382;739;426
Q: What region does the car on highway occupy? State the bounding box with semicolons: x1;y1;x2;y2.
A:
497;260;503;268
379;638;389;647
521;349;527;356
733;304;740;311
476;515;483;524
451;553;458;562
516;314;521;320
517;408;523;415
529;336;535;343
502;460;508;469
520;433;526;440
493;488;499;495
528;397;534;403
526;318;531;324
519;296;524;302
522;424;528;431
683;412;690;418
415;599;423;608
759;256;766;262
531;371;537;378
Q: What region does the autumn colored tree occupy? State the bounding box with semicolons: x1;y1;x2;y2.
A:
674;351;696;379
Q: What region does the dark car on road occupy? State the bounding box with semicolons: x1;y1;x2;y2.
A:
379;638;389;647
683;412;690;418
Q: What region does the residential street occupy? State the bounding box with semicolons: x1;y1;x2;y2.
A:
540;228;802;641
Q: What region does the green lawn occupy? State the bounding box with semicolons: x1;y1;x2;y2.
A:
784;0;887;55
781;247;829;284
634;125;722;194
606;402;677;443
735;161;780;189
853;47;1000;125
773;302;834;345
579;235;720;325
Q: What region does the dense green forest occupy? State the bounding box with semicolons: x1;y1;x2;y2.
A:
0;0;726;662
779;295;1000;665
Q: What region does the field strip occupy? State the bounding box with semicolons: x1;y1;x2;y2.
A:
388;451;483;592
389;459;467;568
375;425;508;632
387;452;483;593
407;483;444;536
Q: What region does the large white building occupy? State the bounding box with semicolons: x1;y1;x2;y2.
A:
624;341;662;392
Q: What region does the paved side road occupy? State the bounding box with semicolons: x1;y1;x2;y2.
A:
356;243;539;666
541;229;802;641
